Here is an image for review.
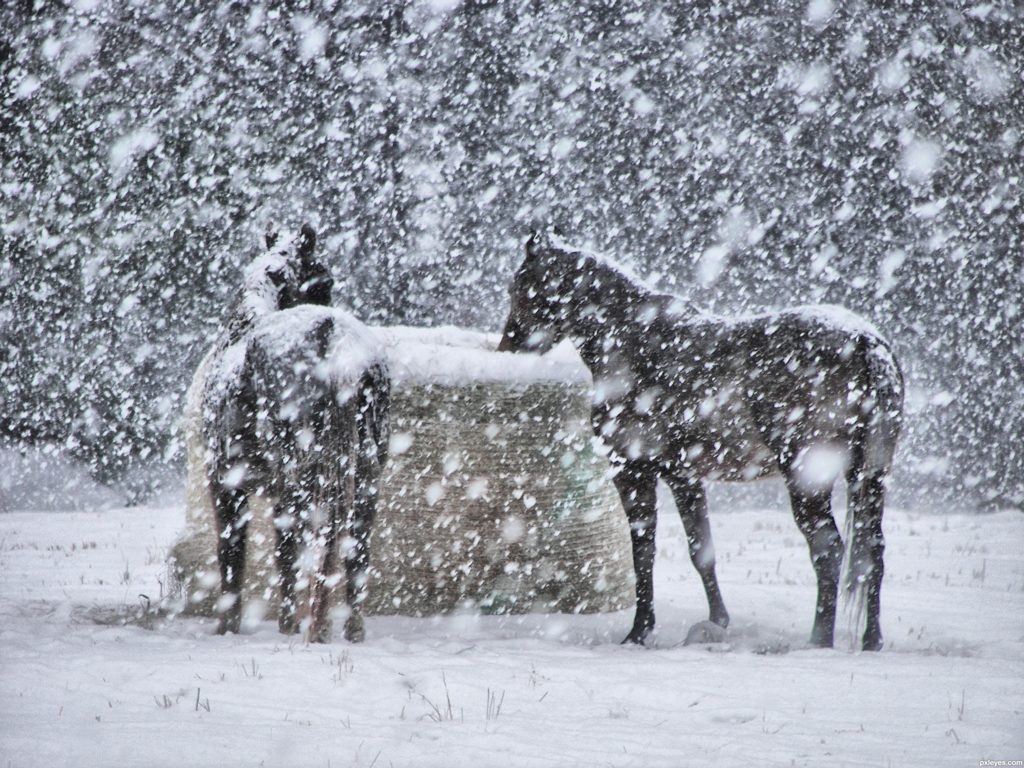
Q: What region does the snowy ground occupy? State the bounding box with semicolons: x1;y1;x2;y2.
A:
1;494;1021;768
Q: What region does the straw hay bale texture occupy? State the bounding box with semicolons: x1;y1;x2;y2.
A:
169;327;635;619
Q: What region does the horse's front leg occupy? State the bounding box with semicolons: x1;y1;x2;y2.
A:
214;484;249;635
613;463;659;645
664;474;729;628
341;452;381;643
787;481;843;648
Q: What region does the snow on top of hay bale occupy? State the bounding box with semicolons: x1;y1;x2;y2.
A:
381;326;590;387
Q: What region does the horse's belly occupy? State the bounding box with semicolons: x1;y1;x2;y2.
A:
597;405;777;481
675;429;777;481
667;395;778;481
679;438;774;481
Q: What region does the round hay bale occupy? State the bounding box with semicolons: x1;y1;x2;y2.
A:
168;326;634;619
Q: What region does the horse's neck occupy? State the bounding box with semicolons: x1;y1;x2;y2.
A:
569;270;657;375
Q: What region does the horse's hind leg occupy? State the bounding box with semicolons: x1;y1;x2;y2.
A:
214;485;249;635
786;481;843;648
273;491;303;635
341;447;381;643
307;498;342;644
847;471;887;651
308;424;360;644
664;475;729;628
613;463;659;645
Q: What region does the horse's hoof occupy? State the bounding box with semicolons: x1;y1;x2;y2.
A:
306;622;332;644
862;634;883;652
620;630;651;646
808;634;834;649
684;620;727;646
621;611;655;645
711;609;730;629
343;614;365;643
278;617;300;636
216;618;239;635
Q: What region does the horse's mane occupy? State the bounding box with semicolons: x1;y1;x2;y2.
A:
547;233;654;292
544;235;699;324
546;238;890;336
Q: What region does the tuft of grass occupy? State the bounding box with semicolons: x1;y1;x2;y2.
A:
241;657;262;679
323;650;354;685
486;688;505;721
949;689;966;721
194;688;211;712
419;673;462;723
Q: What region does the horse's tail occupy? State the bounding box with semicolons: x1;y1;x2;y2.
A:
842;333;904;629
306;376;355;532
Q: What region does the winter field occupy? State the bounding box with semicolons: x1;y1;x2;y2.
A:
1;491;1021;768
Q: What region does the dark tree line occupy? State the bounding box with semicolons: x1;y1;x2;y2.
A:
1;0;1021;508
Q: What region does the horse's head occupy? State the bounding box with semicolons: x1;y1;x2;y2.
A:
259;223;331;308
498;232;590;354
264;223;317;264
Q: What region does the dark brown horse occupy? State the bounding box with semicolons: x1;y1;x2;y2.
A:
202;230;389;643
498;233;903;651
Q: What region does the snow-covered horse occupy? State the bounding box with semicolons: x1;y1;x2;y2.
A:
202;229;389;643
498;233;903;650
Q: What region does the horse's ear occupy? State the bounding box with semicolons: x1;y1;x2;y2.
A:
299;223;317;259
265;230;279;250
526;229;539;259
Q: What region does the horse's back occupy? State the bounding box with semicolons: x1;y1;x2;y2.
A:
647;302;902;481
239;306;389;495
250;304;384;360
248;305;388;393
